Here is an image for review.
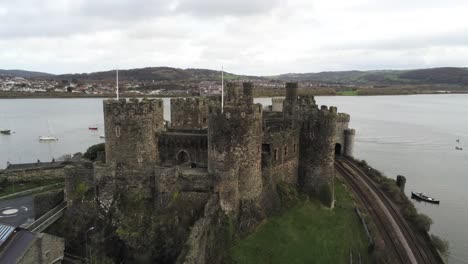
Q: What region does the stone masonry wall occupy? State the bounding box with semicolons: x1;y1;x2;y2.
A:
298;105;338;207
0;166;65;183
104;98;164;169
208;82;263;214
159;131;208;167
170;98;210;130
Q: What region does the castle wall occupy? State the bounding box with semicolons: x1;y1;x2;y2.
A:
170;98;210;130
104;98;164;169
261;122;300;185
0;166;65;183
159;130;208;168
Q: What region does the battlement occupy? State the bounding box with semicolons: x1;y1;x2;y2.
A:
337;113;351;123
272;98;284;103
171;97;209;106
209;103;262;119
297;95;316;106
344;128;356;135
104;98;163;119
319;105;338;115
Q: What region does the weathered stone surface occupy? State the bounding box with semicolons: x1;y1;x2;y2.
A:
0;166;65;183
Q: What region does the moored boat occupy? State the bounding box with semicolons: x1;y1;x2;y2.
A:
89;127;98;130
411;191;440;204
0;129;11;135
39;136;58;141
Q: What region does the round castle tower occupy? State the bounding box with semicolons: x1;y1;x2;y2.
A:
103;98;165;169
344;129;356;157
208;82;263;214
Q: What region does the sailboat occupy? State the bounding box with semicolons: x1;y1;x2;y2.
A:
39;120;58;141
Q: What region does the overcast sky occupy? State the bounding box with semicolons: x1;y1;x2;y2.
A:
1;0;468;75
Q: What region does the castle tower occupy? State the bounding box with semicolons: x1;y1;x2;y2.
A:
344;129;356;157
208;82;263;214
103;98;165;169
283;82;298;118
298;104;337;207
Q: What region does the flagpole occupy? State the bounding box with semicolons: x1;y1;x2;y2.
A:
221;65;224;113
116;68;119;100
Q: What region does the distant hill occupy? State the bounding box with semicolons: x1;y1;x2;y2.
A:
54;67;258;82
0;69;53;78
2;66;468;86
273;67;468;85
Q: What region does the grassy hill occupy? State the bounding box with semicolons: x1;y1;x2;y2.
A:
2;66;468;86
54;67;257;82
273;67;468;85
0;69;53;78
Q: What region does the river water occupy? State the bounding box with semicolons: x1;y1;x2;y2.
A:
0;95;466;263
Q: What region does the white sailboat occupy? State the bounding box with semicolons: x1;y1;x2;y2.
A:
39;120;58;141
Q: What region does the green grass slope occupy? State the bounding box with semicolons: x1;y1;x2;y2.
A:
228;182;370;264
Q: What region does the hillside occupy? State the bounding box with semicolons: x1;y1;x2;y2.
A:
2;66;468;86
273;67;468;85
54;67;257;82
0;69;53;78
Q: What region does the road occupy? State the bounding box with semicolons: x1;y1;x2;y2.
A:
0;196;34;227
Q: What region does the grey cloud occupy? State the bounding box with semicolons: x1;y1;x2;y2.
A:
175;0;281;17
327;30;468;52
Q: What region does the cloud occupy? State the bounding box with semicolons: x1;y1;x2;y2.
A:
0;0;467;74
175;0;281;17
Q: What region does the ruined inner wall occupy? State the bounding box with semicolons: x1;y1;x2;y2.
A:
159;129;208;168
170;98;210;130
104;98;164;169
208;82;263;214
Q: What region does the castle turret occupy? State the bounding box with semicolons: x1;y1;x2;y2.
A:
283;82;298;118
208;82;263;214
344;129;356;157
298;104;337;207
104;98;164;169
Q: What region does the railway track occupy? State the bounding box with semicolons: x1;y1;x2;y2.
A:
338;158;439;264
336;157;440;264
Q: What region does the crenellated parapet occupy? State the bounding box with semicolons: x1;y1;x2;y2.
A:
337;113;350;123
104;98;163;121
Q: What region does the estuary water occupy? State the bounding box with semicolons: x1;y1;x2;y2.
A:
0;95;467;263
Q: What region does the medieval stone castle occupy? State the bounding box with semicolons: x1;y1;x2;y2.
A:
59;81;357;262
101;82;355;209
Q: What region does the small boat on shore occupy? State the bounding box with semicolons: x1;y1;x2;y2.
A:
0;129;11;135
39;136;58;141
411;192;440;204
